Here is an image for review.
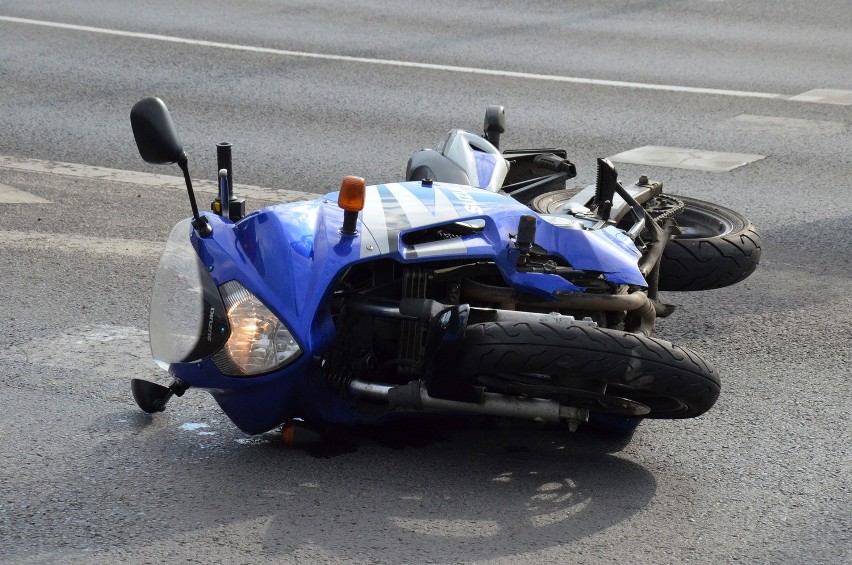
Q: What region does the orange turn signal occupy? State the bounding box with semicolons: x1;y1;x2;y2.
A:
338;176;366;212
280;420;324;447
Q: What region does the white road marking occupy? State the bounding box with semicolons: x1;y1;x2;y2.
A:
0;229;163;258
0;155;318;260
0;155;316;202
727;114;847;135
789;89;852;105
0;182;52;203
17;324;151;372
0;15;808;102
608;146;765;172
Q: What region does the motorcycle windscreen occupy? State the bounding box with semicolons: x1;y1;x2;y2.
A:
149;218;229;369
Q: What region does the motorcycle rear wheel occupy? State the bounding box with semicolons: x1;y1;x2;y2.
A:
658;196;761;291
458;321;720;419
528;187;583;212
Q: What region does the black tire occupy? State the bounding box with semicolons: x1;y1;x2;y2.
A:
458;322;720;419
660;196;761;291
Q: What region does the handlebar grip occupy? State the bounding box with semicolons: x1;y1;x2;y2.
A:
533;154;577;177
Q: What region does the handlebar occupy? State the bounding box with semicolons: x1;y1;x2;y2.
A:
533;154;577;177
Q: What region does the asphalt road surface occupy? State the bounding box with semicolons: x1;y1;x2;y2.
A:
1;1;850;563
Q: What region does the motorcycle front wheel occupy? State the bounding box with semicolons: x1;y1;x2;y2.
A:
458;321;720;419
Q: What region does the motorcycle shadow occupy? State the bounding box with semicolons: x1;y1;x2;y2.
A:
248;416;656;560
57;409;656;561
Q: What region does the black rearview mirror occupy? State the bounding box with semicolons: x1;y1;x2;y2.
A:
483;105;506;149
130;97;185;165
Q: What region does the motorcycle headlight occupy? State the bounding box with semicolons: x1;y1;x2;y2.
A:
212;280;301;376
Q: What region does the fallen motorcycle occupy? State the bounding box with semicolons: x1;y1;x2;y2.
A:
129;98;760;438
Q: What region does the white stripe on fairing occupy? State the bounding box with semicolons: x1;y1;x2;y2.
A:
385;183;459;227
357;222;382;258
0;15;798;101
361;187;390;255
409;239;468;259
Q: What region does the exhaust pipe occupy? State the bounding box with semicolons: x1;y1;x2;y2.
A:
461;279;657;335
349;379;589;429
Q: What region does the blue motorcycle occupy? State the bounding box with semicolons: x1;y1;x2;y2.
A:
129;98;760;439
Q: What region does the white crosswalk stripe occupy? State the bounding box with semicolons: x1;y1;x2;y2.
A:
0;182;52;203
0;230;163;258
0;155;316;203
608;146;765;172
789;89;852;105
726;114;847;135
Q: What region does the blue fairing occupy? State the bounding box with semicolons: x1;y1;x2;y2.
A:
165;181;646;433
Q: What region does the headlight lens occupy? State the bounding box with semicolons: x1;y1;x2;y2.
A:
212;280;301;376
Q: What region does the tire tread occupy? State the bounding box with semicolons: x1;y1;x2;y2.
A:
459;322;720;418
660;198;761;291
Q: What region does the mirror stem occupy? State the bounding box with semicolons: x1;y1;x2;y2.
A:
219;169;230;219
178;155;212;236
